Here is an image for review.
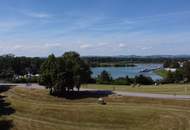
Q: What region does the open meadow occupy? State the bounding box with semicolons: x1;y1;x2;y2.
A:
0;85;190;130
82;84;190;95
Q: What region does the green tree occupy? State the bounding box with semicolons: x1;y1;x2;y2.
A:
134;75;154;85
40;52;91;95
182;61;190;81
39;54;58;94
97;70;112;84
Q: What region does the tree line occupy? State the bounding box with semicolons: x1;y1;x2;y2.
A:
95;70;154;85
0;54;45;80
83;56;190;67
164;61;190;83
0;53;190;96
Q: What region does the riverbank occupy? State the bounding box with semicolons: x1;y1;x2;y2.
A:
154;69;168;78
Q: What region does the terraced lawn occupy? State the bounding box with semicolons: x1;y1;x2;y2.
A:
0;86;190;130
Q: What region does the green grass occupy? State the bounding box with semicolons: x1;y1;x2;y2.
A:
154;69;168;78
0;86;190;130
82;84;190;95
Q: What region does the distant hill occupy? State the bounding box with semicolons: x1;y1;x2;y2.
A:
82;55;190;66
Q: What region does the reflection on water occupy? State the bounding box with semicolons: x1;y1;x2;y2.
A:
91;64;163;81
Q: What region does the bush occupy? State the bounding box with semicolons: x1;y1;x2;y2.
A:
134;75;154;85
96;70;113;84
163;60;180;68
113;76;132;85
163;70;184;83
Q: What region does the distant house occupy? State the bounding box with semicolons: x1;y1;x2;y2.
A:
164;68;177;72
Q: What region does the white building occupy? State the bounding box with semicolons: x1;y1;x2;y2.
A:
164;68;177;72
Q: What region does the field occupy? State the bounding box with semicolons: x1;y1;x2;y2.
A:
82;84;190;95
0;85;190;130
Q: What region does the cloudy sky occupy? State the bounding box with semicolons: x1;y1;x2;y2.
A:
0;0;190;56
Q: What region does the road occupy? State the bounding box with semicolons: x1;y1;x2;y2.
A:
1;83;190;100
115;91;190;100
82;88;190;100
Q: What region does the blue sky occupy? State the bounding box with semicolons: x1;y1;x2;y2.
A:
0;0;190;56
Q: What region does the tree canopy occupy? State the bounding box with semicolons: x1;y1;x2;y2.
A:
96;70;113;84
40;52;91;95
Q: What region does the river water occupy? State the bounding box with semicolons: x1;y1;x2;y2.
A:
91;63;163;80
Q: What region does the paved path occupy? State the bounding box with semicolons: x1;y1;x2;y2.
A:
82;88;190;100
0;83;45;89
1;83;190;100
115;91;190;100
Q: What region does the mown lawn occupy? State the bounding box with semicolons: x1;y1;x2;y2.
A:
82;84;190;95
0;86;190;130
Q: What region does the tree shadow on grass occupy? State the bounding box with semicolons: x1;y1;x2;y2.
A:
0;85;15;130
60;90;114;99
0;120;13;130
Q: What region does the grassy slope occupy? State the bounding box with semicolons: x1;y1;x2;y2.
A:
0;87;190;130
154;69;168;78
82;84;190;95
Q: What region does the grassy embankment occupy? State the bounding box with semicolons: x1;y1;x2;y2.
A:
82;84;190;95
0;86;190;130
154;69;168;78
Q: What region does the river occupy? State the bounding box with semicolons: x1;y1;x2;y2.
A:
91;63;163;80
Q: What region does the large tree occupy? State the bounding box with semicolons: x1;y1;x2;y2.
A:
40;52;91;95
183;61;190;81
39;54;58;94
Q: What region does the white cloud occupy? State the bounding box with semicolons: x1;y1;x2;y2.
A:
22;11;51;18
118;43;126;48
44;43;61;48
79;44;92;49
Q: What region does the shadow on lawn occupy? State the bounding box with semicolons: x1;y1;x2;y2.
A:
61;90;114;99
0;85;15;130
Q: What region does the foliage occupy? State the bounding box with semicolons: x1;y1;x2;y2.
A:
163;70;184;83
163;60;180;68
0;54;45;80
154;69;168;78
83;56;190;67
134;75;154;85
40;52;91;95
96;70;113;84
112;76;132;85
95;71;153;85
182;61;190;81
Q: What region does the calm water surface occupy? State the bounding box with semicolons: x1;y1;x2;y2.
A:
91;64;163;80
